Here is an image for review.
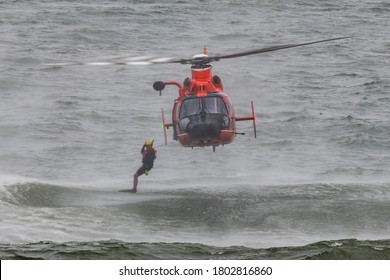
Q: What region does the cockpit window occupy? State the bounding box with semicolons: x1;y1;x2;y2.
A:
204;96;227;114
180;98;200;118
180;96;227;118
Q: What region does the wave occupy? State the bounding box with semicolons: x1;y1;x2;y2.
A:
3;180;390;208
1;238;389;260
0;181;162;208
2;180;390;249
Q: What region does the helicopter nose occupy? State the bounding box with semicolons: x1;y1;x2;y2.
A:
187;118;221;140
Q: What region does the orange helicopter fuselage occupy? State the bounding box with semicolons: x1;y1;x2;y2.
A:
157;61;256;150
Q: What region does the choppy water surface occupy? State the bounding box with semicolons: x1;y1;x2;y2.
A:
1;0;390;259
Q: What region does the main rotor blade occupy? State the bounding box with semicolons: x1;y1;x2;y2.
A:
43;37;350;67
212;37;350;60
43;56;176;67
170;36;351;65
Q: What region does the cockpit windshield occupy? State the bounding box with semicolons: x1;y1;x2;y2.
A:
180;98;201;118
180;96;228;118
204;96;228;114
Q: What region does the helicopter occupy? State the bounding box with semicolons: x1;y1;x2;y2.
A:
151;37;349;151
153;47;257;152
45;37;349;151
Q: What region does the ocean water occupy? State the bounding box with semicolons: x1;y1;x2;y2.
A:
1;0;390;259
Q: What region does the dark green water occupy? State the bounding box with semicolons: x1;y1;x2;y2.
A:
2;239;390;260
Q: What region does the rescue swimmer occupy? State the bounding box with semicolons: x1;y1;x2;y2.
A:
131;140;157;193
